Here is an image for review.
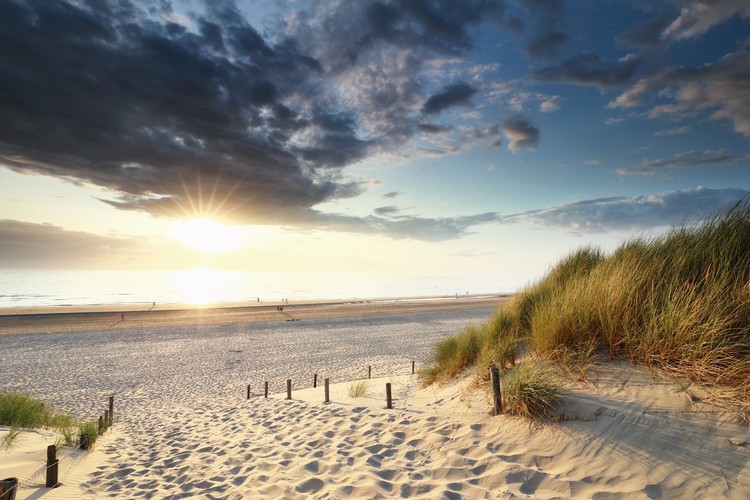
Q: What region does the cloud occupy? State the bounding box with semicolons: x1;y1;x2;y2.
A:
422;82;478;114
605;117;626;125
533;53;641;88
503;117;540;153
616;149;750;177
539;95;561;112
584;159;603;166
0;219;142;266
314;211;501;242
514;0;571;59
661;0;750;41
500;187;750;233
0;0;508;241
381;191;402;199
616;15;672;48
609;51;750;137
653;125;692;137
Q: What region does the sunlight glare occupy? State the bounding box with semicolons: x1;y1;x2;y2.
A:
170;218;243;253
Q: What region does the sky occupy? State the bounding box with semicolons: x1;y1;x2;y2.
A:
1;0;749;291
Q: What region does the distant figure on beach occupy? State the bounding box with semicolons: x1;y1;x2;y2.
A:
121;313;125;321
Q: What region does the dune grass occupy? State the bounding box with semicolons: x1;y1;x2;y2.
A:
420;201;750;420
0;391;101;450
348;380;369;398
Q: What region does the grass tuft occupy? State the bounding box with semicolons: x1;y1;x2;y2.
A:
501;362;560;419
348;380;369;398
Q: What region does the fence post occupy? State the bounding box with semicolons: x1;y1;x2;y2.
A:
46;444;59;488
247;384;251;400
286;379;292;400
264;381;269;399
109;396;114;426
98;415;104;435
314;373;317;388
324;378;330;403
490;367;502;415
368;366;371;379
412;360;415;375
386;383;393;409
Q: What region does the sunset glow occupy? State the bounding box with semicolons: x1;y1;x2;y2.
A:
170;219;243;253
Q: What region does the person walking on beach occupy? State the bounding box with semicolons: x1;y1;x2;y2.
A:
121;313;125;321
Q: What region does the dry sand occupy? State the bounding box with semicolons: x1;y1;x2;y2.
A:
1;296;749;498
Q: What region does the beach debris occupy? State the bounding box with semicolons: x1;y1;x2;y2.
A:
729;437;747;447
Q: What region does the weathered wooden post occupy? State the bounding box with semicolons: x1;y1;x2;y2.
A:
386;383;393;409
490;367;502;415
264;381;269;398
108;396;114;425
324;378;330;403
247;384;251;399
314;373;317;388
46;444;60;488
412;360;415;375
368;366;371;379
286;379;292;400
98;415;104;435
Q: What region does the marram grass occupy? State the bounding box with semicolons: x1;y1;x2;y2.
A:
0;391;92;449
421;201;750;419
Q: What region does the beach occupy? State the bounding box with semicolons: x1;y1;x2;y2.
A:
1;295;749;498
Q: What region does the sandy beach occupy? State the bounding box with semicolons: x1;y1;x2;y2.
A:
1;295;749;498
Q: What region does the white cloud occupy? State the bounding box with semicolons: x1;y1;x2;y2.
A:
653;125;692;137
662;1;750;40
500;187;750;233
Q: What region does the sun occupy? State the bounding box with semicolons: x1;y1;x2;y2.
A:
170;218;243;253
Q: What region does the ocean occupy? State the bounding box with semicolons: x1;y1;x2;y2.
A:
0;268;513;308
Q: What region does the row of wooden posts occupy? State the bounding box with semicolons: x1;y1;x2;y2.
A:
45;396;115;489
246;366;504;415
246;362;417;408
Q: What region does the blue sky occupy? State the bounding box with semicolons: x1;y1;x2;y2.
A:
0;0;749;291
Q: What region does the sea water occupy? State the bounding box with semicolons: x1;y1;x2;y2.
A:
0;268;513;308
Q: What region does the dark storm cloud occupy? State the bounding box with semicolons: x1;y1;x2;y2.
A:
0;0;512;241
0;0;365;226
499;187;750;233
533;53;641;88
422;82;478;114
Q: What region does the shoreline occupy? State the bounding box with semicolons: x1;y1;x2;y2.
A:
0;293;510;336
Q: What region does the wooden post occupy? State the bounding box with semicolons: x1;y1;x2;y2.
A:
386;383;393;409
314;373;317;388
368;365;371;379
46;444;60;487
79;432;88;451
264;381;269;398
98;415;104;434
286;378;292;400
109;396;114;425
324;378;330;403
490;367;502;415
247;384;251;399
412;360;415;374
